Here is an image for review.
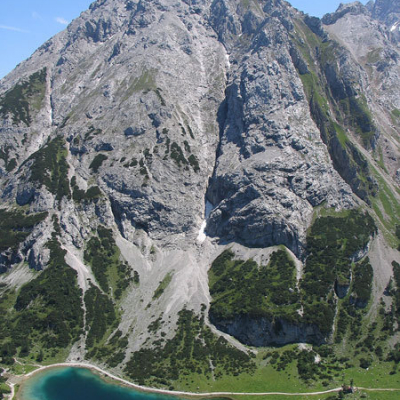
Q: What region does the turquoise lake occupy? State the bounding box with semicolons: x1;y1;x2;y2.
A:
21;367;179;400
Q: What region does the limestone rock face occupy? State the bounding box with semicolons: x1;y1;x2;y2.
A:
373;0;400;28
323;0;400;184
205;5;354;256
322;2;370;25
0;0;357;261
210;313;326;346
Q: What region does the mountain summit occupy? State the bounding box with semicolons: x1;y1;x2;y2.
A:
0;0;399;391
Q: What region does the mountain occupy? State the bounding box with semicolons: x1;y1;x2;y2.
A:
0;0;399;394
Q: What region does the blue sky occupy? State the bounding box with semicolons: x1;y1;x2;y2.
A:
0;0;369;80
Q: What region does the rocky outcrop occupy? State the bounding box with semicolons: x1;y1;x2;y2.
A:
210;313;327;346
322;2;370;25
0;249;22;273
373;0;400;22
323;0;400;188
0;0;357;264
206;4;355;257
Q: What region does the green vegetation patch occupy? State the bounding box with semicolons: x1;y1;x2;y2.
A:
391;108;400;118
0;373;11;400
84;285;127;367
299;71;376;202
371;170;400;243
123;157;137;168
339;95;375;148
301;210;376;333
188;154;200;172
397;225;400;250
124;308;255;388
316;36;377;149
0;209;48;252
154;88;166;106
163;138;199;172
73;185;102;202
388;261;400;330
209;249;299;322
0;239;84;364
71;177;102;202
84;226;138;299
27;136;70;200
208;210;376;341
84;285;117;349
103;330;129;367
350;258;373;307
130;70;156;93
0;68;47;126
366;48;383;64
293;20;377;202
334;258;374;344
89;153;108;173
153;272;173;300
170;142;188;168
391;108;400;126
303;210;375;296
84;125;103;141
121;69;167;104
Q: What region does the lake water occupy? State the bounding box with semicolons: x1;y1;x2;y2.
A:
20;367;178;400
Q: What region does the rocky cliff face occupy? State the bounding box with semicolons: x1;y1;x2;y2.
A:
322;0;400;186
0;0;399;373
205;2;354;256
210;314;326;347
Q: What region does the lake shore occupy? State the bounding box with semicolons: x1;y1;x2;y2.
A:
11;362;345;399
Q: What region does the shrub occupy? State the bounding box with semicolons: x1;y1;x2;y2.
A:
89;154;108;172
124;309;255;386
188;154;200;172
301;210;376;332
0;209;48;252
170;142;187;167
72;184;102;202
351;258;373;306
0;68;46;126
359;358;372;369
84;285;116;348
12;239;83;353
84;226;135;299
153;272;173;300
27;136;71;200
209;249;299;322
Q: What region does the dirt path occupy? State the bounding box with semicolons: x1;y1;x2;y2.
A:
7;362;341;398
7;383;14;400
357;387;400;392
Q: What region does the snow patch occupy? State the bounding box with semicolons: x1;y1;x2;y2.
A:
197;221;207;243
225;53;231;70
391;21;399;32
196;200;214;243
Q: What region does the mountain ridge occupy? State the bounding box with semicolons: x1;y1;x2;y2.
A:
0;0;399;394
